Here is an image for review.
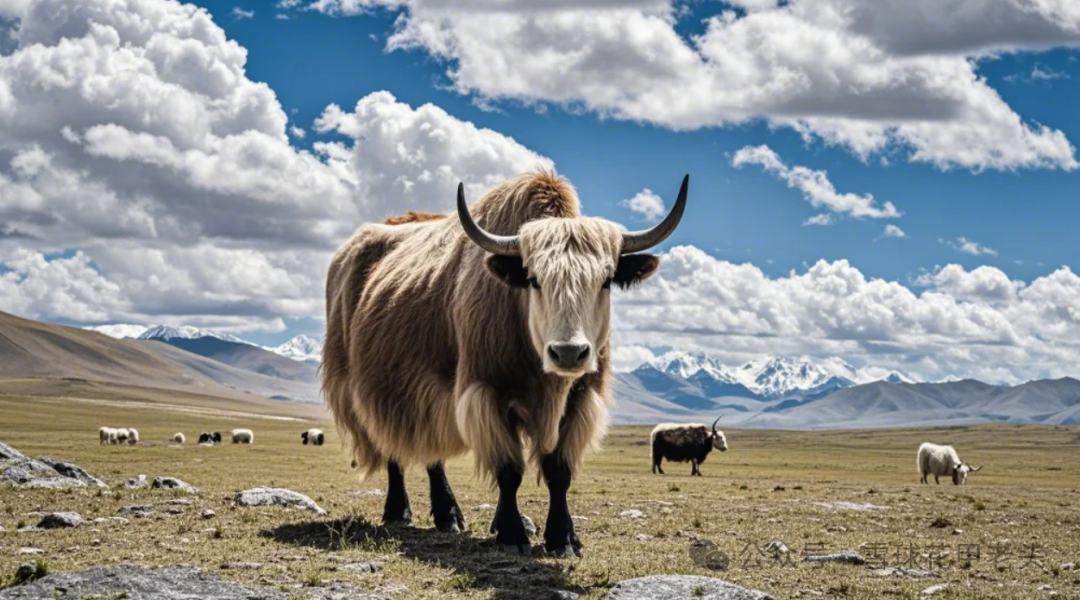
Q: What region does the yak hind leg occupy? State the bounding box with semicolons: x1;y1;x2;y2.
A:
382;461;413;526
427;462;466;533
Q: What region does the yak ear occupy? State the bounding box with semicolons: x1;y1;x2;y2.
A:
486;255;530;288
613;254;660;290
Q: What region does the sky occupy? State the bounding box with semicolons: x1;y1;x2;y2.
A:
0;0;1078;383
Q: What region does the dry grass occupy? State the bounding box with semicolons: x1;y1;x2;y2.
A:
2;393;1079;599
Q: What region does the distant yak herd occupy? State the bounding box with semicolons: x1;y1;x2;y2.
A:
95;427;327;448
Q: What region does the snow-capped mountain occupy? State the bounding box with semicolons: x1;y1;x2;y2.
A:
738;355;853;398
138;325;251;345
648;351;739;382
632;351;914;399
268;335;322;363
84;324;150;339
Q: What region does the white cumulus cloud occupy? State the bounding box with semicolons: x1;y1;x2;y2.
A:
943;237;998;256
620;189;665;222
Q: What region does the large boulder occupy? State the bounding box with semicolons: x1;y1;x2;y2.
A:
0;565;288;599
0;441;104;489
151;476;199;494
605;576;772;600
37;512;84;529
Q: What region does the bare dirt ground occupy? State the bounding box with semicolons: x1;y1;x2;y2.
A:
2;393;1079;599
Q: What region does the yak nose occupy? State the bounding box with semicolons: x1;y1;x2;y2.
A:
547;342;591;370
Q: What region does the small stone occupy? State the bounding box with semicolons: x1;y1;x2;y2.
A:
125;475;148;489
803;550;865;566
952;529;963;535
571;515;588;521
922;584;948;595
338;561;384;574
37;511;84;529
605;575;771;599
91;517;129;526
151;477;199;494
166;498;193;505
1038;584;1053;592
118;504;154;517
765;541;790;555
221;562;263;570
797;591;825;598
1060;562;1076;571
17;547;44;555
166;507;184;515
620;509;645;519
541;591;579;600
871;567;938;578
233;487;325;514
521;514;537;536
635;533;654;542
813;501;887;511
202;509;216;519
475;503;496;511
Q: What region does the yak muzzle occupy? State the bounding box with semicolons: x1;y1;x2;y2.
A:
546;342;591;371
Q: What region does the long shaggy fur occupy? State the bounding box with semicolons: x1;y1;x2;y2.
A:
322;171;615;483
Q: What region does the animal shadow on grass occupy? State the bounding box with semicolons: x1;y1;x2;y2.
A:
263;517;580;600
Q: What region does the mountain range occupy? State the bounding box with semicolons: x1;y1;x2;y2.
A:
0;316;1058;429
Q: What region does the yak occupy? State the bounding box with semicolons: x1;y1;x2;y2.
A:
650;418;728;476
323;171;688;557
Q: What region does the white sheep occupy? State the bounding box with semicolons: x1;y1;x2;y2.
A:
114;428;130;445
126;428;140;445
301;428;325;446
231;428;254;444
173;432;186;444
99;426;114;445
918;442;982;485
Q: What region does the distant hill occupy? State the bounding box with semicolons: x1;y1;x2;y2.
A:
141;335;317;384
0;310;320;406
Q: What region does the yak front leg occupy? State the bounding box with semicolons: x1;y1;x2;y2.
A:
541;453;582;558
382;460;413;526
428;462;466;533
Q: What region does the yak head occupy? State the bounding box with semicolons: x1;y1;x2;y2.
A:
710;417;728;452
459;176;688;378
951;462;982;485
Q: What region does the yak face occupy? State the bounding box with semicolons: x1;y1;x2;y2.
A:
487;218;659;377
951;462;981;485
711;429;728;452
461;174;688;378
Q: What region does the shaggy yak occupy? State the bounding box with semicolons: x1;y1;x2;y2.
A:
650;418;728;476
323;172;688;557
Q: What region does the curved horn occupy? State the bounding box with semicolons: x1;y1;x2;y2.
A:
711;416;721;433
457;182;520;256
969;465;982;472
621;174;689;254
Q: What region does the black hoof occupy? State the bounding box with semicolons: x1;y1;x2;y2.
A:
546;544;583;559
500;543;532;556
544;532;583;558
382;507;413;527
435;508;467;533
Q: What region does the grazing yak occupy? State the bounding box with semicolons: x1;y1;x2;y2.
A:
918;442;982;485
650;419;727;476
197;432;212;444
126;428;139;445
115;428;129;444
211;432;222;444
231;429;254;444
323;171;688;557
173;433;186;444
302;428;325;446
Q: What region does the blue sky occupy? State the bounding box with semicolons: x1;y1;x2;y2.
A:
212;0;1077;285
1;0;1078;382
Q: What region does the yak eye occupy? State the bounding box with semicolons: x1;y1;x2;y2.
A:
601;278;612;290
528;276;540;290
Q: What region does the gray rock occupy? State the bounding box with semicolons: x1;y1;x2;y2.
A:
295;582;385;600
620;510;645;519
152;476;199;494
202;509;217;519
871;567;938;578
37;512;84;529
803;551;866;566
17;547;44;555
522;514;537;536
812;501;886;511
220;562;263;570
36;457;106;487
475;503;495;511
126;474;149;489
233;487;326;514
0;565;288;599
541;591;579;600
91;517;130;526
0;441;25;460
166;498;193;505
0;525;5;533
3;466;31;484
1060;562;1076;571
118;504;155;517
605;575;772;600
922;584;948;595
338;561;384;574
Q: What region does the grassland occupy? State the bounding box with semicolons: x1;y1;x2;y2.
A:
2;392;1079;599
